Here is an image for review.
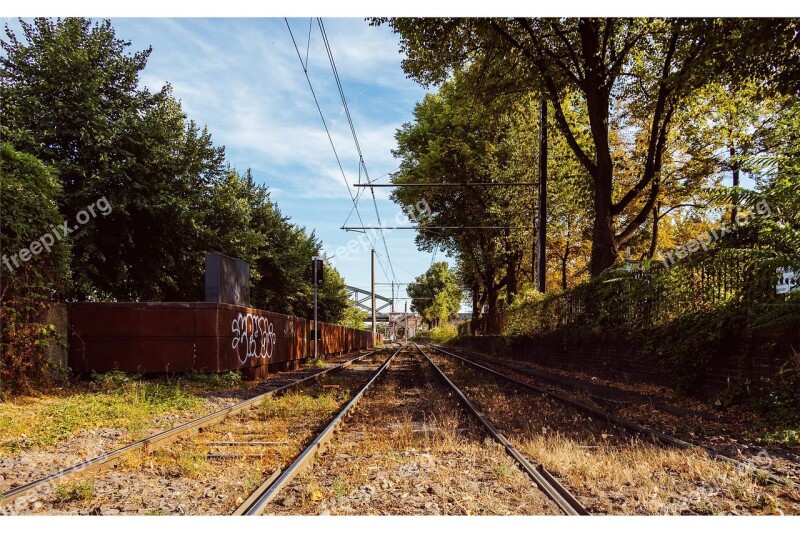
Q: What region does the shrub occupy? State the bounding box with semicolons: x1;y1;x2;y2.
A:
1;142;71;393
428;323;458;345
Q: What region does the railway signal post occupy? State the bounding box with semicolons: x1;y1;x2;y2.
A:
311;256;324;358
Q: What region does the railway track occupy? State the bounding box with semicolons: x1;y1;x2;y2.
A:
235;345;403;515
427;344;800;491
241;343;586;516
6;342;795;515
412;343;589;515
1;349;384;513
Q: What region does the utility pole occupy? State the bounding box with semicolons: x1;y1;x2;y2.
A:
404;300;408;343
537;99;548;293
311;256;323;359
371;249;376;336
391;281;395;341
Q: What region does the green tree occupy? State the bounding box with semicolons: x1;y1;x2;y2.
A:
1;17;356;327
680;80;788;223
392;69;533;328
407;262;462;328
317;263;351;324
338;301;368;330
376;17;798;276
392;67;595;331
1;18;226;300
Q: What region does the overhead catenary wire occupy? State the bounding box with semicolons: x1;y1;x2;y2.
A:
304;17;312;70
354;182;537;187
283;18;380;262
341;226;532;230
343;166;400;228
317;18;399;287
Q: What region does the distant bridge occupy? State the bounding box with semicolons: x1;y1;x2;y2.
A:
346;285;392;321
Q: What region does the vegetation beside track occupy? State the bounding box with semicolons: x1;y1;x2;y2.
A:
0;371;250;454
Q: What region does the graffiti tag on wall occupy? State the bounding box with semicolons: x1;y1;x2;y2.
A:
231;313;277;366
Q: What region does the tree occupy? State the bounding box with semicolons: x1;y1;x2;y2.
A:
92;93;226;301
1;18;226;300
392;66;595;332
407;262;463;328
316;263;351;324
198;168;353;323
1;17;355;325
392;68;535;328
679;80;788;223
376;17;798;276
1;142;71;390
338;301;368;330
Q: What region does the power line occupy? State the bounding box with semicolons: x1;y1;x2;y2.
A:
354;182;536;187
342;166;400;228
304;17;312;70
342;226;532;230
317;18;399;286
283;18;379;260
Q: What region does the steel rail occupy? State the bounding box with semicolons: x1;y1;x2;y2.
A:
1;350;378;505
232;468;282;516
238;346;403;515
429;344;800;490
413;343;589;516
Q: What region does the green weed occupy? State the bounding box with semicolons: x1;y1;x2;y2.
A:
54;480;93;504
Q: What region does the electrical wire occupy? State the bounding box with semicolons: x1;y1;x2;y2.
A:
317;18;399;286
284;18;380;258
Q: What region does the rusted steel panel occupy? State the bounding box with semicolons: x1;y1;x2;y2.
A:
69;302;198;337
69;337;218;374
68;302;380;375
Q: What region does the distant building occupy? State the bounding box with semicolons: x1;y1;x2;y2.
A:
387;312;422;339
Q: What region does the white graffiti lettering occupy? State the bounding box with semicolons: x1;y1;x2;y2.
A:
231;313;277;366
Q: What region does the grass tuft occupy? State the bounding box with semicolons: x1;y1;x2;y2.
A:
54;480;94;504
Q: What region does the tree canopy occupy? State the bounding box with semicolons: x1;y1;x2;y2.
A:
1;17;353;323
407;262;463;328
376;17;800;278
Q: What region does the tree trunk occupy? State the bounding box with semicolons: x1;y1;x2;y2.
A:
486;283;500;335
505;250;520;305
470;283;480;335
561;240;570;290
730;146;740;224
590;161;618;275
648;203;660;259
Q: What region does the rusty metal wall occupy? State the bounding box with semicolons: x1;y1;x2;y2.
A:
68;302;380;375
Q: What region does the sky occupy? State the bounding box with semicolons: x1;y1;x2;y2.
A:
3;17;444;309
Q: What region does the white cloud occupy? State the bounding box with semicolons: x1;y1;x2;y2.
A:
109;17;429;287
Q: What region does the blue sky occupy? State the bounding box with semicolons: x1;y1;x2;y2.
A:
4;17;445;307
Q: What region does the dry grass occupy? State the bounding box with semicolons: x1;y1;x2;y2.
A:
16;357;389;515
431;352;800;515
266;354;561;515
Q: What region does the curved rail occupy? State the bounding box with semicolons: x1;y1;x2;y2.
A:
236;345;403;515
414;343;589;516
2;350;378;504
429;343;799;490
